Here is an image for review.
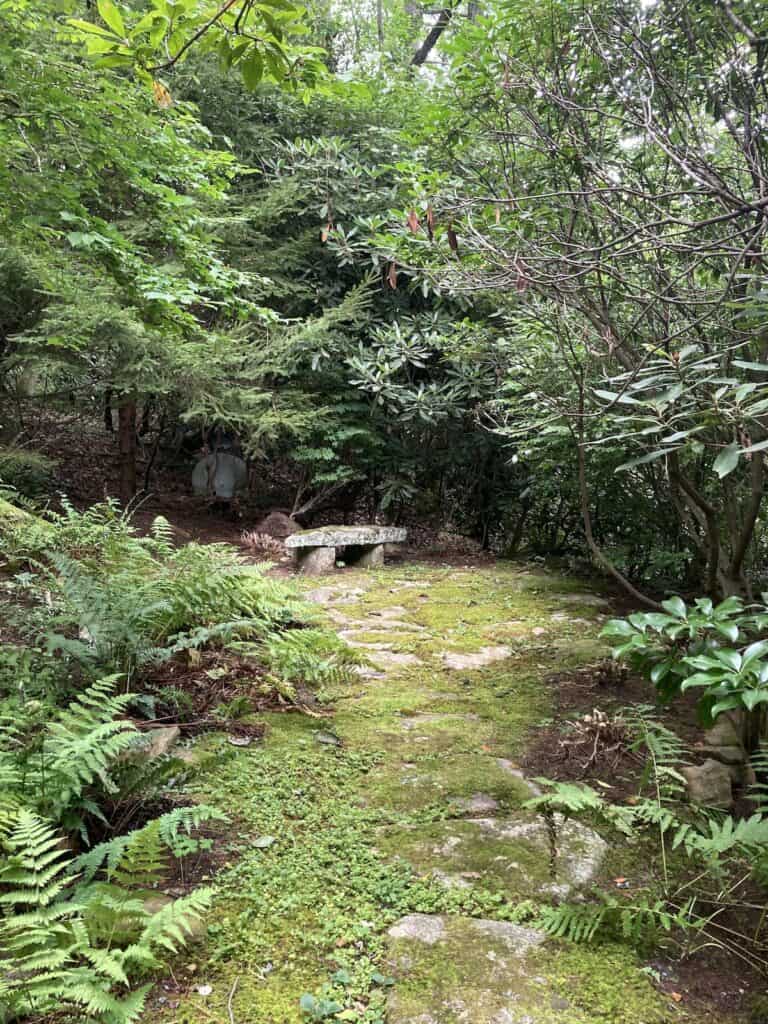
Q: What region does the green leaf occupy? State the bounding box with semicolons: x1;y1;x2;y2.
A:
733;360;768;371
615;449;668;473
713;649;741;671
67;18;122;38
661;596;687;619
241;52;264;89
713;442;739;479
714;622;739;643
97;0;126;37
742;640;768;668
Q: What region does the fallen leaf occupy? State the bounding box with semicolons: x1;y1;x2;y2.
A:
670;992;683;1003
196;984;213;997
406;208;420;233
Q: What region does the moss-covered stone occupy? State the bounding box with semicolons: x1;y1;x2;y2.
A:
379;813;606;898
386;915;675;1024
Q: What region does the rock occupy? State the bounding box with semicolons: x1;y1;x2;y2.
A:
497;760;543;796
698;744;746;765
386;915;550;1024
131;726;181;760
399;713;479;732
286;525;408;548
381;815;606;900
341;618;426;633
369;650;423;671
703;711;744;748
441;646;512;670
356;544;385;568
550;593;609;607
191;452;247;499
681;759;733;808
388;914;447;945
448;793;500;815
287;526;407;574
305;586;367;605
254;510;299;538
296;545;336;574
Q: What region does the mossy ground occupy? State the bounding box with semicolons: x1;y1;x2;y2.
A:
154;562;726;1024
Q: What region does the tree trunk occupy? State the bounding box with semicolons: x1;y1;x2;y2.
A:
118;398;137;507
411;5;455;66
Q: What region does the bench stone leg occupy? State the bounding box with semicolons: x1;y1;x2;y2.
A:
297;546;336;574
354;543;384;568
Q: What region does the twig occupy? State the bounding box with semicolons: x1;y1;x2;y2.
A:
227;976;239;1024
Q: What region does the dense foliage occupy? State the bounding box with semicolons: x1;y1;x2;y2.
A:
4;0;768;1015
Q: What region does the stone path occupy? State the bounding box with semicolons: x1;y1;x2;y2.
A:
166;565;681;1024
301;568;624;1024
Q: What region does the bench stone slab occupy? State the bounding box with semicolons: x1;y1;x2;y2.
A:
286;526;407;575
285;526;407;549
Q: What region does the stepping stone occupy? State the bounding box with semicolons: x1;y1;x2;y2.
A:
386;914;552;1024
305;586;367;605
339;619;426;634
448;792;500;814
399;712;479;731
441;646;512;670
352;665;386;679
497;759;542;796
550;593;608;607
381;815;606;899
369;650;423;671
373;754;538;815
344;640;395;651
371;606;410;618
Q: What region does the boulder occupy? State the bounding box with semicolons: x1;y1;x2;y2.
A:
681;759;733;808
704;711;743;748
134;725;181;760
254;510;299;538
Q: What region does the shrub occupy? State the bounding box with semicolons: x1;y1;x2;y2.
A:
600;595;768;733
0;446;56;497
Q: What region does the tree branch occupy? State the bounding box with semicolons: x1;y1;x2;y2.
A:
411;5;455;66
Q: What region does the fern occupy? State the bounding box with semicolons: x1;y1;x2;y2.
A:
538;897;702;946
234;625;365;694
0;811;214;1024
74;805;226;883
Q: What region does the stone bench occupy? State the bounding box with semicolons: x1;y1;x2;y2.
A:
285;526;407;574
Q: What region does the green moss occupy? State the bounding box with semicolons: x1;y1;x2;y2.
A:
387;922;675;1024
156;563;722;1024
540;942;676;1023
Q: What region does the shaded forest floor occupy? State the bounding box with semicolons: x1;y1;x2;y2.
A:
145;561;757;1024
